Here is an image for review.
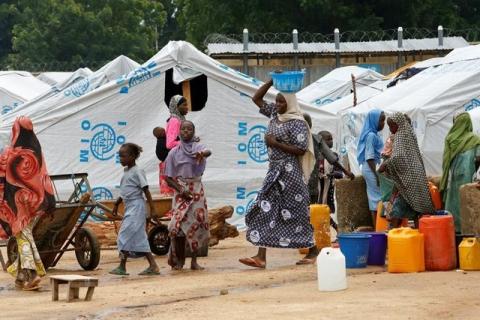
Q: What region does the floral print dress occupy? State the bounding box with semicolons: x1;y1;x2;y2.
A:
245;103;314;249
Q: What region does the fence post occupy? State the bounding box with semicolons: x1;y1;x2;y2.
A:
293;29;299;70
243;28;249;75
397;27;403;68
334;28;340;68
438;25;444;47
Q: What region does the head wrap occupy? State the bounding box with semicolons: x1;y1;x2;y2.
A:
440;112;480;192
168;95;187;121
383;112;434;213
357;109;384;164
278;93;315;182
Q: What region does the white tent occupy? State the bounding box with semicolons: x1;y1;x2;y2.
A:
468;106;480;135
37;71;90;86
337;45;480;176
0;71;51;114
297;66;384;106
0;56;139;121
0;41;336;228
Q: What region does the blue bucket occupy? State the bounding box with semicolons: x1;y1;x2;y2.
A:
338;233;371;268
270;71;305;93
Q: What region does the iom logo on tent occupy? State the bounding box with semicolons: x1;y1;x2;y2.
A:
1;102;21;115
464;98;480;111
313;97;341;106
237;122;268;164
235;187;258;215
117;62;161;94
80;120;127;163
64;79;90;97
79;185;115;221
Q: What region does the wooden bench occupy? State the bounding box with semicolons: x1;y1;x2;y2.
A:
50;275;98;302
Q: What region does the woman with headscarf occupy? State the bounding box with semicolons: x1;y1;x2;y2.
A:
0;117;56;290
158;95;190;196
357;109;386;226
165;120;211;270
239;78;315;269
440;112;480;232
379;113;434;227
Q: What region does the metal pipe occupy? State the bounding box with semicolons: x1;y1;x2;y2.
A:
334;28;340;68
438;25;444;47
293;29;299;70
397;27;403;68
243;28;249;74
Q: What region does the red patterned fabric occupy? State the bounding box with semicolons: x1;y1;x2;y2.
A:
0;117;55;239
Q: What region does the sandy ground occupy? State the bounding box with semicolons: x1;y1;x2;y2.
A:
0;234;480;320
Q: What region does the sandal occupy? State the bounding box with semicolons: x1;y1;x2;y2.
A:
296;257;316;265
138;268;161;276
15;280;24;289
22;276;41;291
239;257;266;269
109;267;129;276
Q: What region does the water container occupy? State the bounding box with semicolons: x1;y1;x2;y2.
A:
376;202;408;232
338;233;371;268
419;215;456;271
310;204;331;250
459;238;480;270
388;228;425;273
375;202;388;232
364;232;387;266
317;247;347;291
428;182;443;210
270;71;305;93
455;234;475;268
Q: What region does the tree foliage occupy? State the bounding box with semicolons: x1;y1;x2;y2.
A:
176;0;480;46
7;0;166;67
1;0;480;69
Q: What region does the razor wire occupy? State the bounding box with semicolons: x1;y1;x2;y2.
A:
204;27;480;45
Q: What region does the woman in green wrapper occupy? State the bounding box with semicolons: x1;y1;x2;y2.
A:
441;112;480;233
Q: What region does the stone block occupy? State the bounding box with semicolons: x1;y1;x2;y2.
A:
460;183;480;235
336;176;372;233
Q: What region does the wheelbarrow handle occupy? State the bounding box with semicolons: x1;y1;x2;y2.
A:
96;202;113;213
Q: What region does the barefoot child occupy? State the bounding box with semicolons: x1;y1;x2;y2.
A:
110;143;160;276
164;120;211;270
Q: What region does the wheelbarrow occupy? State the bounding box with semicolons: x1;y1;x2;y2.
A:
99;197;173;256
7;173;103;270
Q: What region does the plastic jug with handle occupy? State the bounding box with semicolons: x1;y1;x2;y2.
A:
317;247;347;291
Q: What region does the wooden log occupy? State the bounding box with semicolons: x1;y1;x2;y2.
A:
208;206;239;247
87;205;240;248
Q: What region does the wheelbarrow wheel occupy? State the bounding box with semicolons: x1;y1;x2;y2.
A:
75;227;100;270
148;225;170;256
7;236;18;266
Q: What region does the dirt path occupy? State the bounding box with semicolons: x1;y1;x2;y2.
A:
1;235;479;320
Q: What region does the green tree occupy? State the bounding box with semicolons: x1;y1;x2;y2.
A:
0;1;19;63
9;0;166;69
158;0;185;48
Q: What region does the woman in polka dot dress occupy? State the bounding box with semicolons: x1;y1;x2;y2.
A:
239;78;315;269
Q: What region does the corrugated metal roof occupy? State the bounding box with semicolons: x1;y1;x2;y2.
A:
207;37;469;55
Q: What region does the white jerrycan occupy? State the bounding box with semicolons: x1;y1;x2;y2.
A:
317;247;347;291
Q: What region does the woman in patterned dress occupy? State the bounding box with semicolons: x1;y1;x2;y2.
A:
1;117;56;290
165;120;211;270
378;112;434;228
239;78;315;269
